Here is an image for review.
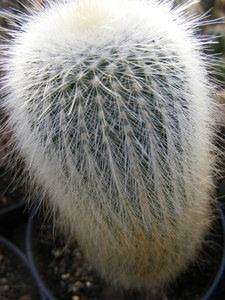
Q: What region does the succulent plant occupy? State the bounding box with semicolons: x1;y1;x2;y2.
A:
0;0;219;292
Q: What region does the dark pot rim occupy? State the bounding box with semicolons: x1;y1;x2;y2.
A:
0;200;26;218
26;203;57;300
26;202;225;300
0;194;38;223
0;235;46;300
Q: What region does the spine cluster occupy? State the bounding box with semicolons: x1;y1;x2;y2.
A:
1;0;217;291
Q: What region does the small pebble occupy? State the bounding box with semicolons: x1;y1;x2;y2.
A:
69;281;85;293
61;273;70;279
51;249;61;257
86;281;91;287
0;196;7;204
0;284;9;292
0;277;7;284
75;281;84;289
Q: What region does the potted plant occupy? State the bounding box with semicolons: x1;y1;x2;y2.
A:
0;0;224;298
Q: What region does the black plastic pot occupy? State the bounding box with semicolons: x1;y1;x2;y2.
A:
26;202;225;300
0;200;27;223
0;193;37;225
0;196;33;250
0;235;46;300
26;204;57;300
0;163;29;224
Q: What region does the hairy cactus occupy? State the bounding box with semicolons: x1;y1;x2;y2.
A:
0;0;218;292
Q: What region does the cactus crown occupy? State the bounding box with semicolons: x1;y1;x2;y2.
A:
0;0;219;292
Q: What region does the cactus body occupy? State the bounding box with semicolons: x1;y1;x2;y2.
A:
1;0;217;291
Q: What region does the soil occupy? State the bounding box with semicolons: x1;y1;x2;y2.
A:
0;239;41;300
30;216;107;300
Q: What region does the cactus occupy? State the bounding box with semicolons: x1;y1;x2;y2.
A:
0;0;219;293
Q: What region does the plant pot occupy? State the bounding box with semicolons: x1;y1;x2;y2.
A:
0;128;28;221
0;164;29;224
0;235;46;300
26;202;225;300
0;200;27;223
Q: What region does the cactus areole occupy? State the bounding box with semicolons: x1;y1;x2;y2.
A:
1;0;217;292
